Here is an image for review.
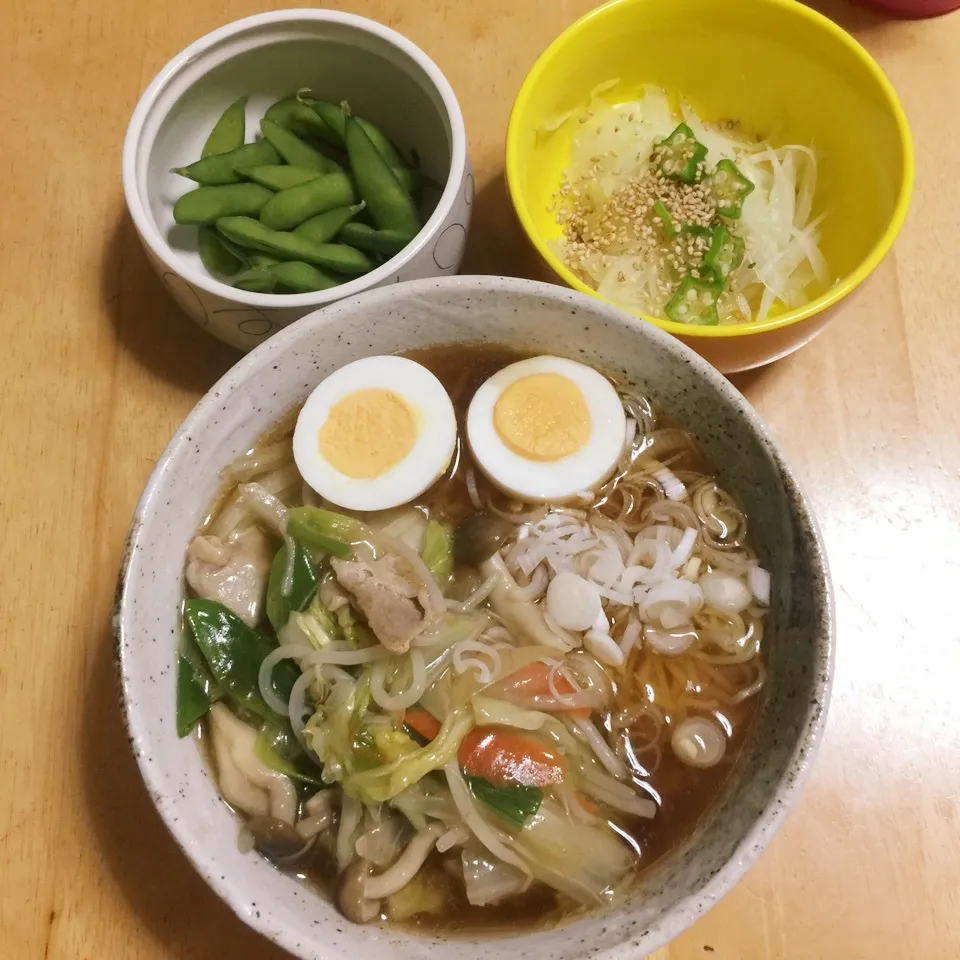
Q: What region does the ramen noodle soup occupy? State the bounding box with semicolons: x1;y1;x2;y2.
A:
175;344;769;931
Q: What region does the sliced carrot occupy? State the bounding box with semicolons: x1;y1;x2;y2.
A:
458;725;567;788
577;794;599;815
404;709;441;743
494;661;590;719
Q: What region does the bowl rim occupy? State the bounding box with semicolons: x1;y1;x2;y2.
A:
505;0;915;339
121;8;468;310
115;274;835;959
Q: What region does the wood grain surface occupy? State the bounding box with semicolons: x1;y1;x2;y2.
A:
1;1;958;958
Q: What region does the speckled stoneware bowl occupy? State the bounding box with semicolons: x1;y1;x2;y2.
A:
116;275;833;959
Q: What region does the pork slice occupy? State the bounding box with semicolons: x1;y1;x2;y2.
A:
185;526;273;627
330;556;425;653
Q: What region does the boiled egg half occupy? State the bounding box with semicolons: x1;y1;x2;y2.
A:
293;355;457;511
466;356;626;502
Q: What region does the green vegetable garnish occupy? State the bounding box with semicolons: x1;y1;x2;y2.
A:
653;123;708;184
706;158;755;219
286;506;361;557
265;540;318;633
466;776;543;830
653;200;679;238
703;225;746;290
255;717;324;787
665;276;721;326
421;519;453;587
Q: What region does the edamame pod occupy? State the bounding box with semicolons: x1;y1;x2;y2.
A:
337;221;417;257
344;117;421;234
248;253;281;268
233;266;278;293
217;217;376;275
294;203;365;244
173;140;280;185
260;119;336;174
356;117;406;169
258;173;358;231
304;104;409;176
198;226;243;275
305;100;347;144
201;97;247;158
174;184;274;225
264;96;341;148
268;261;342;293
246;165;323;191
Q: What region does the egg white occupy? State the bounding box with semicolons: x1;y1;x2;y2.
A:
466;356;626;502
293;355;457;511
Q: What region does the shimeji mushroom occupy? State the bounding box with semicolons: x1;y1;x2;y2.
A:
337;823;444;923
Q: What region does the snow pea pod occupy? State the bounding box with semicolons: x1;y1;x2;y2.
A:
293;203;365;244
259;173;358;231
198;226;243;276
260;119;337;174
183;599;300;720
217;217;375;275
174;183;273;225
173;139;280;185
201;96;247;158
246;165;323;191
344;117;420;234
268;261;342;293
176;645;217;737
338;221;417;257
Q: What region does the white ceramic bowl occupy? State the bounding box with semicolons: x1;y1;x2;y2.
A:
122;10;472;352
116;276;833;959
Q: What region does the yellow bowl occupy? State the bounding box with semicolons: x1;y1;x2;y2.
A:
506;0;914;372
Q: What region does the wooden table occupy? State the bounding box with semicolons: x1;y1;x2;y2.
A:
3;1;958;957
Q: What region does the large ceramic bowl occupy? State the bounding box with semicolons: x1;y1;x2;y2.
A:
122;9;472;352
116;276;833;959
506;0;914;372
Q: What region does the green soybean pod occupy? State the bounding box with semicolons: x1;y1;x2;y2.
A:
337;221;417;257
246;165;323;191
294;203;365;244
233;266;278;293
173;140;280;185
174;184;274;225
198;226;244;276
268;261;342;293
356;117;406;169
260;119;335;174
306;100;347;145
200;97;247;158
264;96;341;148
344;117;420;234
216;217;376;274
248;253;282;268
259;173;358;231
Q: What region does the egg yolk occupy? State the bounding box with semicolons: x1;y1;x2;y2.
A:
493;373;591;461
318;389;417;479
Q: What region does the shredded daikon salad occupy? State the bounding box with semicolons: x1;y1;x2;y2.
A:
548;84;829;325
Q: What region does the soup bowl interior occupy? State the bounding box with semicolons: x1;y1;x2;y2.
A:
117;275;832;960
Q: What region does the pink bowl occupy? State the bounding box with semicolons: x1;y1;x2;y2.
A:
856;0;960;16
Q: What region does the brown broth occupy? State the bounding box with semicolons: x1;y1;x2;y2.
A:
198;342;762;935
